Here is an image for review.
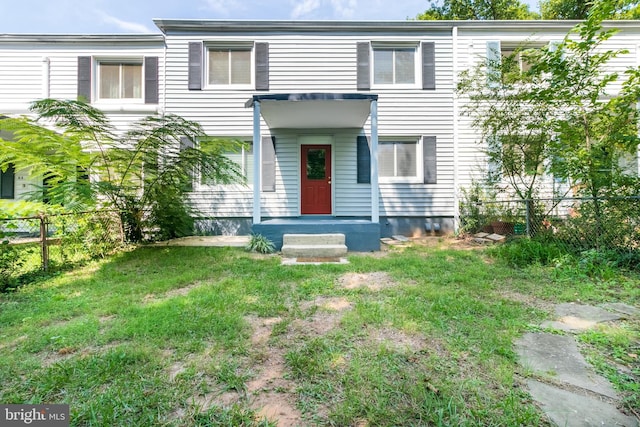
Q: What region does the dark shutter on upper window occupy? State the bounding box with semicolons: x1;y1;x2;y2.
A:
422;136;437;184
1;164;15;199
262;136;276;192
255;42;269;91
356;42;370;91
357;135;371;184
77;56;92;102
144;56;159;104
188;42;203;91
422;42;436;90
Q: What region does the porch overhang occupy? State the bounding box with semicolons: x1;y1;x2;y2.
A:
247;93;380;227
245;93;378;129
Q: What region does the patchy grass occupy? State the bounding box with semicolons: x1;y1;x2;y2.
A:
1;241;638;426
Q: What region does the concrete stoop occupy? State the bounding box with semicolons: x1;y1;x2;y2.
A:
281;233;348;258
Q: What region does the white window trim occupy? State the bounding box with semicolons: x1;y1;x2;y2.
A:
93;57;145;105
378;137;423;184
204;42;255;90
371;42;421;89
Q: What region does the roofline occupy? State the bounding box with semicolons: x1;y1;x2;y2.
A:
245;93;379;108
0;34;164;44
153;19;640;34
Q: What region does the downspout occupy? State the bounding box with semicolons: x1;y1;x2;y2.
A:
161;39;167;116
42;57;50;98
252;100;262;224
452;26;460;233
370;100;379;223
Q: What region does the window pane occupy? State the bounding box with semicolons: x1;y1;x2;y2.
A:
209;50;229;85
231;50;251;84
373;49;393;84
245;144;254;183
379;143;395;177
122;64;142;98
306;149;326;180
99;64;120;99
395;49;415;84
396;142;417;177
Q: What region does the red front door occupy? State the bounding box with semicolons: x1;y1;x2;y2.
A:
301;144;331;215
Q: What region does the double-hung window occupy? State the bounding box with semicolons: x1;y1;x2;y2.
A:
207;45;252;87
379;139;422;182
97;61;143;100
372;43;419;87
200;140;253;186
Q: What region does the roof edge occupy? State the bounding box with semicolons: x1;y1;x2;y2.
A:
0;34;164;44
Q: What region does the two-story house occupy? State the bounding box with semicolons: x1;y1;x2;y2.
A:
1;20;639;250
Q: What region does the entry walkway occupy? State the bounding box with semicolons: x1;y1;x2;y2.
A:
151;235;250;247
516;303;639;426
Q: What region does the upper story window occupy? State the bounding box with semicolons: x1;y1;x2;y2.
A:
98;61;143;100
77;56;158;105
357;42;434;91
208;48;252;86
373;47;416;85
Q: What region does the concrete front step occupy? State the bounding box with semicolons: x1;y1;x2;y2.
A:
281;233;347;258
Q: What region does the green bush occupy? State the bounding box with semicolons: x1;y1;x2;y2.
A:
0;238;24;291
245;234;275;254
489;237;565;267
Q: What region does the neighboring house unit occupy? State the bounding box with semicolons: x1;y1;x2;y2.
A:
1;20;639;250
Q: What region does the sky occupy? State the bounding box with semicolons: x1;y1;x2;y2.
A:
4;0;539;34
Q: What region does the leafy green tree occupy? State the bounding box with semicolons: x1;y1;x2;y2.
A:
0;99;242;242
458;0;640;238
417;0;538;20
540;0;640;19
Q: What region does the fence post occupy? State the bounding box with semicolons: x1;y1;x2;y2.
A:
525;199;531;238
39;213;48;271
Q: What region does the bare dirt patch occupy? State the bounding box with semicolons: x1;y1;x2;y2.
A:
367;327;428;353
496;290;554;312
336;272;402;292
142;282;203;304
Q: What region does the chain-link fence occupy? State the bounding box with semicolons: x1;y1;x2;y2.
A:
460;196;640;268
0;211;124;291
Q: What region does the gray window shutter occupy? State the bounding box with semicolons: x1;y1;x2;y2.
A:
1;164;15;199
180;137;194;151
357;42;370;91
357;135;370;184
77;56;92;102
255;42;269;91
262;136;276;192
422;136;437;184
144;56;159;104
422;42;436;90
188;42;203;91
486;41;501;87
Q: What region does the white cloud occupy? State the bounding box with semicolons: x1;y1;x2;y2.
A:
291;0;321;19
330;0;357;18
100;13;153;33
203;0;244;16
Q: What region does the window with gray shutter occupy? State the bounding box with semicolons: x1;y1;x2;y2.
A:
77;56;92;102
1;164;15;199
357;135;370;183
357;42;370;91
262;136;276;192
188;42;203;90
422;42;436;90
422;136;437;184
255;42;269;91
144;56;159;104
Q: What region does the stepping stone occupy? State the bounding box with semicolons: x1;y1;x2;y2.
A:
486;233;506;242
515;332;618;399
602;303;640;318
526;380;638;427
541;303;624;332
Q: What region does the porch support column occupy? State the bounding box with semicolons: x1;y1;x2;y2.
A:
252;100;262;224
370;100;379;223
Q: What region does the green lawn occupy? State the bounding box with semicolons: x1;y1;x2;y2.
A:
1;240;638;426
